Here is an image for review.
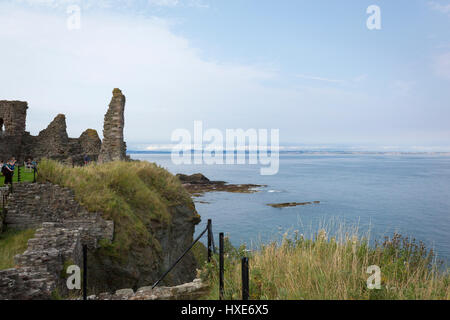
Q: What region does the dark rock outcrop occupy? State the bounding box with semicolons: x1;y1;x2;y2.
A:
177;173;265;197
177;173;211;183
86;204;200;293
267;201;321;208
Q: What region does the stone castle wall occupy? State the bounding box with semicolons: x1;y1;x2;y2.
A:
98;88;128;163
0;101;28;161
0;89;126;164
0;223;83;300
0;183;114;300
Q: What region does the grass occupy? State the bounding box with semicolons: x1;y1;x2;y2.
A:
0;166;36;187
0;228;35;270
192;241;208;267
36;159;197;260
201;227;450;300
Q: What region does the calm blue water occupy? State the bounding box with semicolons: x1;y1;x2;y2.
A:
131;153;450;263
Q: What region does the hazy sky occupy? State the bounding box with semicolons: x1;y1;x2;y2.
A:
0;0;449;150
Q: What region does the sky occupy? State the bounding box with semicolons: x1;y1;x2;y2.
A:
0;0;449;151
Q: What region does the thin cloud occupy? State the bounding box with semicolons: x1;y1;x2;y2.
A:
428;1;450;16
391;80;416;95
295;74;345;84
296;73;368;85
13;0;209;9
148;0;209;8
433;52;450;79
148;0;179;7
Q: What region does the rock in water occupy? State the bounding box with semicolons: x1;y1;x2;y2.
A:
98;88;128;163
176;173;211;184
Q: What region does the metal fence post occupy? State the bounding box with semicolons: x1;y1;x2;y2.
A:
242;257;249;300
17;165;21;182
33;166;36;183
207;219;212;263
83;244;87;301
219;232;224;300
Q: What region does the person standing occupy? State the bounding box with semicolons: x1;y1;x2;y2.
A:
3;158;14;185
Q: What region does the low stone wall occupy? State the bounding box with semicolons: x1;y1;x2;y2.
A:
89;278;208;300
4;183;113;248
0;183;114;300
0;223;82;299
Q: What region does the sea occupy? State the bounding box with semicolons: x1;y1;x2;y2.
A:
130;152;450;264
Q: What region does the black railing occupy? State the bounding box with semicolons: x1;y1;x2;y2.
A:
219;232;224;300
151;219;216;289
79;219;251;300
241;257;249;300
17;165;21;182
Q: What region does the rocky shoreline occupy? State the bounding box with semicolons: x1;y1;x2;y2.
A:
176;173;265;197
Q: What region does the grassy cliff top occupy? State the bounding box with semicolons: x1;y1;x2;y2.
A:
37;159;197;257
202;230;449;300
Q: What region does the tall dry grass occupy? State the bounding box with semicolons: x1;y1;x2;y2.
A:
202;226;449;300
0;229;35;270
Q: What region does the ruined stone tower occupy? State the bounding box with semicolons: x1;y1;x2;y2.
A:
98;88;128;163
0;101;28;161
0;89;126;164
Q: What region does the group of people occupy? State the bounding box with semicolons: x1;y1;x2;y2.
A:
24;158;38;172
0;158;17;185
0;157;38;185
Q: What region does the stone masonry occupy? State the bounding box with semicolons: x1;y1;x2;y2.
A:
0;88;126;165
89;278;209;300
4;183;114;248
0;223;83;300
0;183;114;300
0;101;28;161
98;88;128;163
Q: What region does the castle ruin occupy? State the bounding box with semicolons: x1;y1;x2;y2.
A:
0;89;127;165
98;88;128;163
